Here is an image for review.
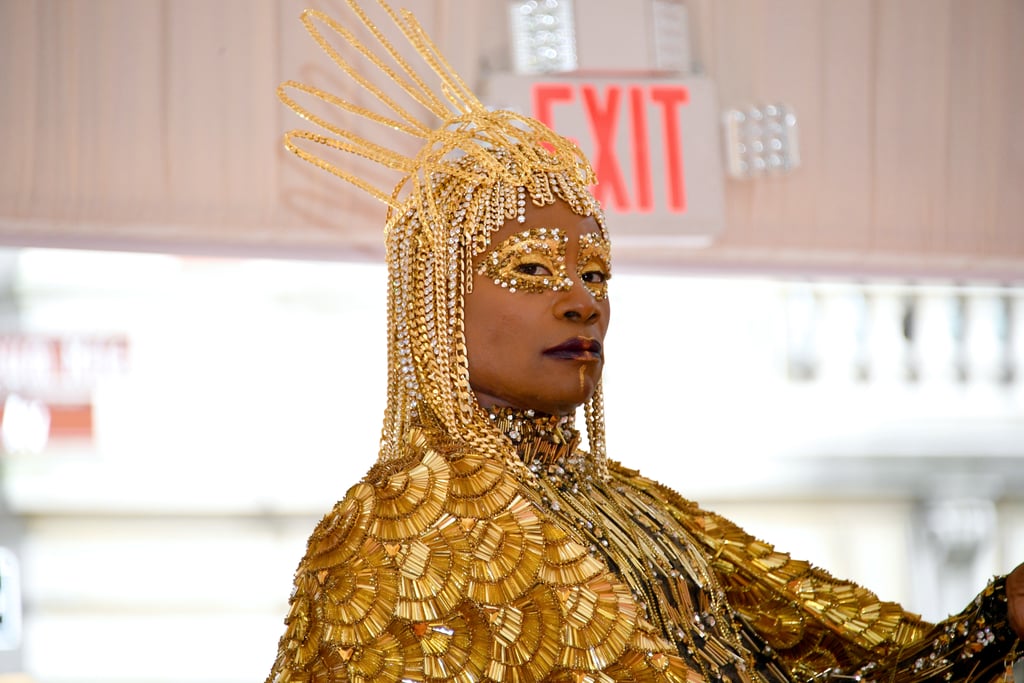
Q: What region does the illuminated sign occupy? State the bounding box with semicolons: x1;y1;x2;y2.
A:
533;83;689;214
484;75;725;245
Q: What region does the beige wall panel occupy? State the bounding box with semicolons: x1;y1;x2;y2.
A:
0;0;484;257
870;0;952;254
0;0;1021;275
0;3;37;216
993;0;1024;255
42;3;166;217
943;0;1004;257
662;0;1022;276
814;0;873;252
701;0;757;248
164;1;278;223
751;0;821;249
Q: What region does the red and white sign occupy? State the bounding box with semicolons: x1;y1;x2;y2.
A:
0;334;130;447
484;74;725;245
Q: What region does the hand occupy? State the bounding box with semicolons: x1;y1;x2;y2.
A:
1008;562;1024;639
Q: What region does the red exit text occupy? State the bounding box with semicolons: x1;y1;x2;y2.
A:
532;83;690;214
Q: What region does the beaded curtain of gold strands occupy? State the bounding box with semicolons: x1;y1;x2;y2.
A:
278;0;611;481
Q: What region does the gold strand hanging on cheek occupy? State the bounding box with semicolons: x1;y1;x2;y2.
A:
579;364;586;393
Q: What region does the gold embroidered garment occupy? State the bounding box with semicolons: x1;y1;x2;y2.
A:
266;410;1017;683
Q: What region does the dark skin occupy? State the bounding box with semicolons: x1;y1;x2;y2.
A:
462;200;1024;642
1010;566;1023;638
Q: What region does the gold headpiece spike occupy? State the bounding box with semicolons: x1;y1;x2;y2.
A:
347;2;473;117
392;6;484;114
281;0;516;209
278;79;429;141
284;130;412;207
299;8;447;129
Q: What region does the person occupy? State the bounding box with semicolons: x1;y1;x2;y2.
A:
266;2;1023;681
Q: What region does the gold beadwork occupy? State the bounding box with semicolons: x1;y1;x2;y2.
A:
314;536;398;644
578;232;612;301
412;602;490;681
477;227;573;294
486;584;563;680
342;626;413;682
466;496;545;605
268;400;1018;682
443;447;518;518
557;576;639;671
394;513;471;622
301;482;373;572
370;448;450;541
538;520;606;587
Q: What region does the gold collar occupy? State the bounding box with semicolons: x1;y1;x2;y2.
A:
486;407;600;485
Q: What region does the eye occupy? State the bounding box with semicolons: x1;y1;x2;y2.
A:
581;269;608;284
516;263;553;276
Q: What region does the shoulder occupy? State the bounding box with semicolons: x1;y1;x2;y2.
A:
269;430;508;679
267;432;689;682
602;456;930;674
605;457;702;517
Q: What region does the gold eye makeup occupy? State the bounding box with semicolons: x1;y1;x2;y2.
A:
477;228;573;294
577;232;612;301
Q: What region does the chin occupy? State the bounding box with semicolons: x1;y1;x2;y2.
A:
539;389;598;416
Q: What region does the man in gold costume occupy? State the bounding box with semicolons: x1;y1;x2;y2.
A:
267;2;1023;681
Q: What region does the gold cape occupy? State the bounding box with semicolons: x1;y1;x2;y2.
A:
266;410;1018;682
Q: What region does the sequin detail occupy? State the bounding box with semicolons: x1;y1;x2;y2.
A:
477;227;573;294
578;232;612;301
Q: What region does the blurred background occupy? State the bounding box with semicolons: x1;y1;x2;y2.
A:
0;1;1022;681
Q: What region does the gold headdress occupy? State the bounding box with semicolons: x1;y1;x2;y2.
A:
280;0;609;480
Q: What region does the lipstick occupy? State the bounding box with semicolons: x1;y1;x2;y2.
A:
543;337;603;361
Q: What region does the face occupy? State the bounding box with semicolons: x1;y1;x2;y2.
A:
464;200;611;416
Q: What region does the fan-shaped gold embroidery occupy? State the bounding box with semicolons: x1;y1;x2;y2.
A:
316;628;417;683
281;592;322;668
467;496;545;604
318;537;398;643
486;584;562;682
304;483;374;572
557;576;638;671
444;448;518;518
316;643;353;683
403;601;490;682
538;520;605;586
394;513;471;621
371;448;450;541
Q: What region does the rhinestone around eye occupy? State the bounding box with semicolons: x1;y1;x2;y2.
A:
478;228;569;295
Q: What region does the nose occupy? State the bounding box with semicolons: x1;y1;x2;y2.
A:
554;282;602;324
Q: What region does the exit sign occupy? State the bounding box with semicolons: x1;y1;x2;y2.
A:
484;74;725;245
